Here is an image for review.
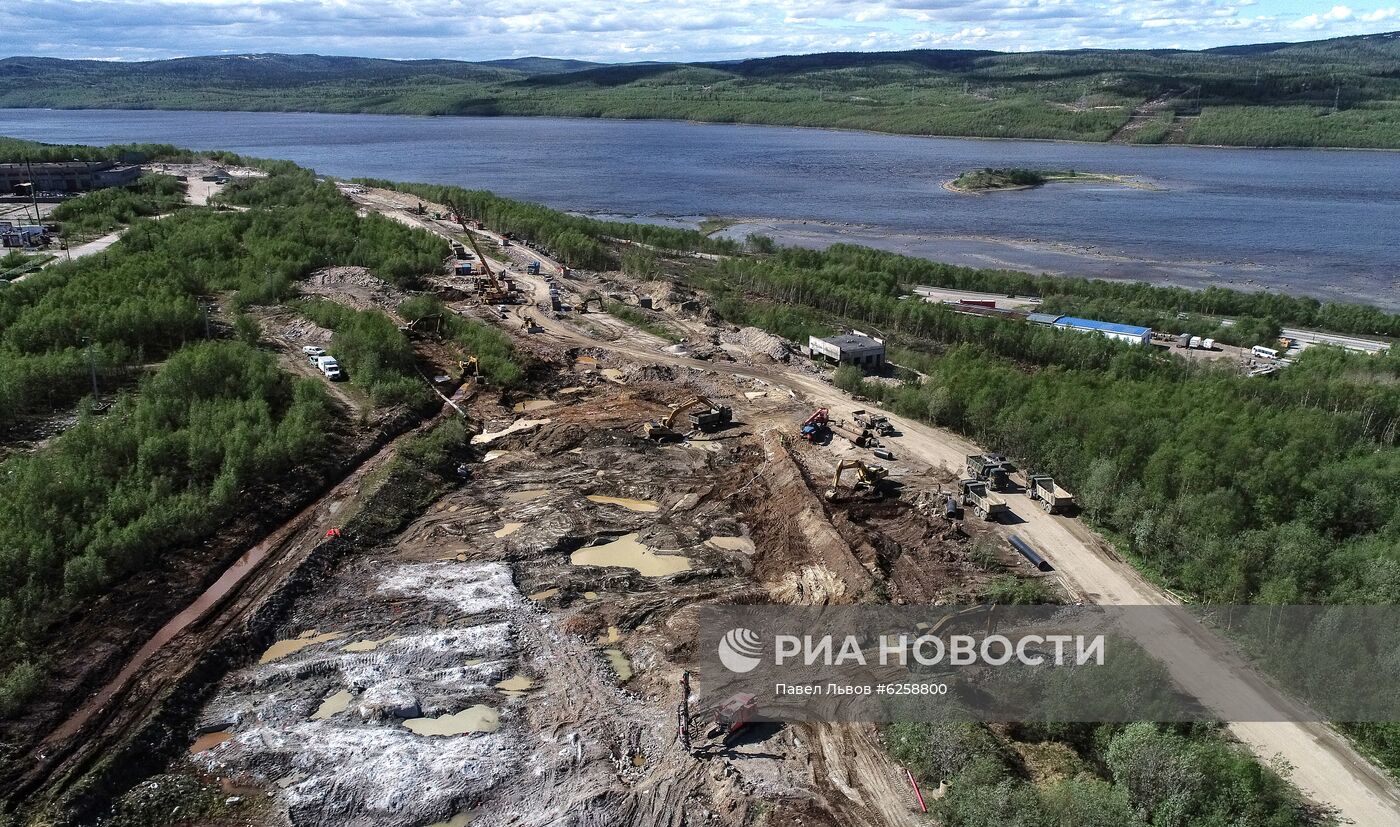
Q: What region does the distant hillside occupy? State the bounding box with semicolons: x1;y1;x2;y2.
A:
3;33;1399;147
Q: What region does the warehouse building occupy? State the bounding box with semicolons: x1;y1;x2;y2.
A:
0;161;142;195
1028;313;1152;346
808;331;886;370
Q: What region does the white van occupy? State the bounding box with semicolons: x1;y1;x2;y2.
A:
315;355;343;380
1252;345;1279;360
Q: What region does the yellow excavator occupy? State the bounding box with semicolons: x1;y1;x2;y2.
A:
644;395;733;440
825;459;889;500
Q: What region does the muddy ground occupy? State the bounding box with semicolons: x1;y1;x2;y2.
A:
164;360;1012;827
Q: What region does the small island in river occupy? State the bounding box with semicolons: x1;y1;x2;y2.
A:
946;167;1152;194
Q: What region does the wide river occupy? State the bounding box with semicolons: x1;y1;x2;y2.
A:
3;109;1398;308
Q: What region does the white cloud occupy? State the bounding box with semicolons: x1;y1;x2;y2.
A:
0;0;1397;61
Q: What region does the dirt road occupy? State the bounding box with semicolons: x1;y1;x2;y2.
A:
356;190;1400;826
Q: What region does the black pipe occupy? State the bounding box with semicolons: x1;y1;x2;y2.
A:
1009;534;1053;572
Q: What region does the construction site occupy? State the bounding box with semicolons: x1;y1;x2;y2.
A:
5;178;1398;827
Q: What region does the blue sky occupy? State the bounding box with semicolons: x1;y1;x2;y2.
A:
2;0;1397;62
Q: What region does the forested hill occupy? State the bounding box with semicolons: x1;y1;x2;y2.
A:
3;32;1400;147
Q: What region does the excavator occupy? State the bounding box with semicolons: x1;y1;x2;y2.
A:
644;395;733;440
445;198;513;304
825;459;889;500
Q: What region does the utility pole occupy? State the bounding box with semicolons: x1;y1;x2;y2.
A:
84;336;100;408
23;157;42;225
202;300;212;338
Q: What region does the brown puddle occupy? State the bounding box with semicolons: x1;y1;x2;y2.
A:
341;634;396;653
571;534;691;577
583;591;600;601
494;522;526;538
482;450;510;462
495;675;535;696
190;730;233;755
603;649;633;682
505;489;550;504
403;705;500;736
259;631;346;664
585;495;659;513
527;587;560;601
312;689;353;720
428;813;476;827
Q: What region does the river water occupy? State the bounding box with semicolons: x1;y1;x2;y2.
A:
2;109;1397;308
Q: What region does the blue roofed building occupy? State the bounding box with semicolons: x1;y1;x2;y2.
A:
1051;316;1153;346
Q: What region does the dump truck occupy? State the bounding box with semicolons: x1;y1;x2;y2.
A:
854;409;895;436
1025;472;1075;514
965;454;1013;491
960;479;1008;521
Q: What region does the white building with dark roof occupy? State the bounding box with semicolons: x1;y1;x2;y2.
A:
808;331;886;370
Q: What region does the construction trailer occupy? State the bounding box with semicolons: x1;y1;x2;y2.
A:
960;479;1008;521
965;454;1014;491
1025;473;1075;514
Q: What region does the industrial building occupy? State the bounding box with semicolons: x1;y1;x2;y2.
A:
0;161;142;196
1028;313;1152;346
808;331;886;370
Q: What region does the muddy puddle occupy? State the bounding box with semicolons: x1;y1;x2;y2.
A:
571;533;691;576
428;813;476;827
512;399;556;413
601;368;625;382
603;649;633;682
189;730;233;755
341;634;396;653
527;587;559;601
259;630;346;664
505;489;550;504
404;705;501;736
585;494;660;512
495;675;534;696
494;521;526;538
312;689;353;720
707;535;756;553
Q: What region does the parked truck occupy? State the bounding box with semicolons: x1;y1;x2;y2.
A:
314;355;343;381
1025;472;1075;514
960;479;1008;521
966;454;1013;491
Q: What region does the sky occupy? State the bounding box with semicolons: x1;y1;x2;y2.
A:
2;0;1398;62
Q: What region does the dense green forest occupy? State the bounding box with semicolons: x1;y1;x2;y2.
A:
0;341;335;713
0;152;523;718
888;721;1304;827
49;173;188;238
0;175;449;421
5;32;1400;147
